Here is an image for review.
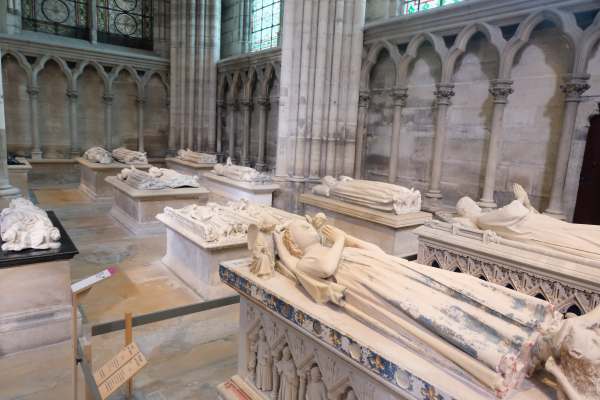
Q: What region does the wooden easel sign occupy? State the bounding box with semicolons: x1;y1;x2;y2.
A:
93;342;148;400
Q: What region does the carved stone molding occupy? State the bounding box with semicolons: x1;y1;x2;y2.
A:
434;83;455;106
26;86;40;97
255;96;271;109
66;89;79;99
488;79;513;104
560;74;591;102
389;88;408;108
358;92;371;108
417;241;600;315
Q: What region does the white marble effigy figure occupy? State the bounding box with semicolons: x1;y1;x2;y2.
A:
248;212;600;399
0;198;61;251
163;199;291;245
83;146;112;164
455;183;600;262
147;167;202;188
117;167;169;190
177;149;217;164
111;147;148;165
213;157;267;182
311;176;421;214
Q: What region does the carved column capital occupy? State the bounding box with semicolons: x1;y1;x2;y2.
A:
358;92;371;108
27;86;39;97
136;96;147;105
389;88;408;107
217;99;226;108
66;89;79;99
255;96;270;109
560;74;591;102
227;100;239;110
488;80;513;104
239;98;253;110
434;83;455;105
103;94;114;104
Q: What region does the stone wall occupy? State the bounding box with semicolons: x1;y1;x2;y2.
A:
221;0;246;59
360;0;600;220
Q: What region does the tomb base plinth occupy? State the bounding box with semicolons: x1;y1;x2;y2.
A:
165;157;215;181
204;172;279;205
300;193;431;258
156;212;243;300
77;158;151;201
8;157;31;198
218;259;554;400
0;212;78;356
106;176;209;235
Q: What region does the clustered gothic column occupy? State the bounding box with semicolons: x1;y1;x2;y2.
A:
479;80;513;209
0;51;20;204
169;0;220;153
67;89;79;157
103;94;113;150
354;92;370;179
544;74;591;220
389;88;408;184
216;99;225;156
137;96;146;152
256;96;270;171
227;100;238;160
27;85;42;159
425;83;455;200
240;97;253;166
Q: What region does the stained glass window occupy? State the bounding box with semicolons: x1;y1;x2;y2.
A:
250;0;281;52
22;0;89;40
97;0;153;50
404;0;463;15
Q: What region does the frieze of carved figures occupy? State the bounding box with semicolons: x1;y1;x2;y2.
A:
163;200;293;246
111;147;148;165
244;212;600;399
213;157;270;182
311;176;421;215
243;304;398;400
83;146;112;164
147;167;202;188
0;198;61;251
177;149;217;164
418;242;600;316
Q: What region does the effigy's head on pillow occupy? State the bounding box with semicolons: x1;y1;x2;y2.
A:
283;218;320;257
456;196;482;220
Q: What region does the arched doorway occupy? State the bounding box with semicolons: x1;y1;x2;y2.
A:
573;111;600;224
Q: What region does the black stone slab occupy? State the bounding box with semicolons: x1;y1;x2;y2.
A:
0;211;78;269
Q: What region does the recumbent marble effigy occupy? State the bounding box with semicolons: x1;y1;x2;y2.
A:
165;149;218;179
416;183;600;315
0;198;60;251
204;158;280;205
156;200;298;299
117;166;202;190
82;146;113;164
218;213;600;400
300;176;431;258
111;147;148;165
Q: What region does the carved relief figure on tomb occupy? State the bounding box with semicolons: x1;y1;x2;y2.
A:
274;346;298;400
117;167;169;190
147;167;202;188
305;366;328;400
311;176;421;214
249;213;600;397
111;147;148;165
163;200;294;245
248;215;277;277
177;149;217;164
0;198;61;251
213;157;268;182
255;328;273;391
83;146;113;164
455;183;600;262
247;331;259;383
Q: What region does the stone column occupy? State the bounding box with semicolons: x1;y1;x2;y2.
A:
297;371;307;400
137;96;146;152
256;96;270;171
103;94;113;150
88;0;98;44
425;83;455;200
216;100;225;156
479;80;513;209
389;88;408;184
544;74;591;220
354;92;370;179
239;97;252;166
27;86;42;159
227;101;238;161
0;52;20;203
67;89;79;157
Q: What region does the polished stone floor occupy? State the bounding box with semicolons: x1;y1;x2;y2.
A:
0;186;239;400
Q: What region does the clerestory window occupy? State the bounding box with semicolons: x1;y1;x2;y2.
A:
403;0;464;15
250;0;281;52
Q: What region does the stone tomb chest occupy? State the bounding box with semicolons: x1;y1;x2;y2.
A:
77;157;151;201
